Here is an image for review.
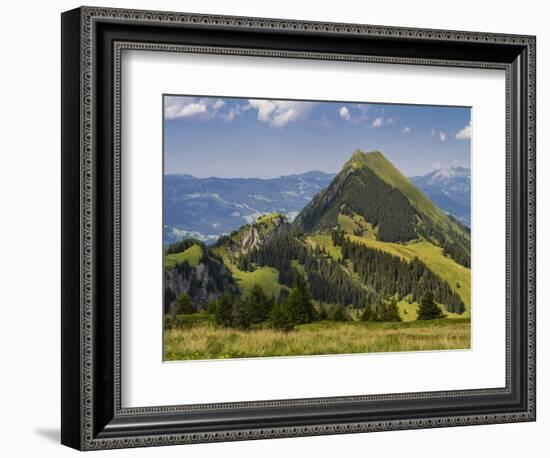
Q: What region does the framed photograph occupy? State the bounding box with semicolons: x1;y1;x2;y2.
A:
61;6;536;450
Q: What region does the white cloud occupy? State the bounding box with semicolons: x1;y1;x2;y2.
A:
371;116;395;128
248;100;314;127
401;126;411;134
221;103;250;123
339;106;351;121
372;117;384;128
337;104;395;127
431;128;436;135
164;97;226;120
211;99;225;110
178;103;206;118
337;104;370;124
221;108;238;123
456;121;472;140
439;131;447;141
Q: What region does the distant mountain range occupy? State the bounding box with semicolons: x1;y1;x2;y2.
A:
164;171;335;243
410;167;471;227
164;165;471;244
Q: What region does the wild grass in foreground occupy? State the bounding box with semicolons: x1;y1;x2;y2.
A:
164;318;470;361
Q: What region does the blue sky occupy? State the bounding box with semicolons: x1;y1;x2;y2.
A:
164;95;471;178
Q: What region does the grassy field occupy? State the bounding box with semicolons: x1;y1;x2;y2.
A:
164;317;471;360
306;234;342;261
396;299;464;322
337;213;377;239
213;247;284;297
231;265;283;297
165;244;203;268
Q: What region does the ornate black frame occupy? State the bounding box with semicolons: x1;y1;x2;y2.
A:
61;6;536;451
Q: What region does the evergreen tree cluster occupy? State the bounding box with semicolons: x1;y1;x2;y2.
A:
165;238;203;254
417;222;471;268
333;231;465;314
295;167;418;242
360;297;402;322
210;274;318;331
241;229;368;308
242;229;306;285
306;256;371;308
210;285;274;330
417;292;446;320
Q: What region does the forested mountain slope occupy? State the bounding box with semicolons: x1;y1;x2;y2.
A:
165;150;471;321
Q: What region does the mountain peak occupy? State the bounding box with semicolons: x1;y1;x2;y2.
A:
345;149;385;170
306;148;458;232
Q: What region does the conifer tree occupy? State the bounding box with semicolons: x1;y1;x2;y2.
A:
214;292;234;327
247;283;272;323
380;298;402;322
175;293;194;314
233;298;253;330
286;271;316;324
270;302;294;332
417;292;446;320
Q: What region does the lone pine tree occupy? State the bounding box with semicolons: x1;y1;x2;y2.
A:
285;271;316;324
417;291;446;320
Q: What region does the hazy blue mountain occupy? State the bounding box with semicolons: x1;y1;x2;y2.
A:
410;167;471;227
164;171;335;243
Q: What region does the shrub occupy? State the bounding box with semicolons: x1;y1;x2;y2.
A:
361;305;375;322
270;302;294;332
175;293;194;314
328;303;348;321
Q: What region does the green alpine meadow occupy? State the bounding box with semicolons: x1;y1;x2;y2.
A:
163;148;471;360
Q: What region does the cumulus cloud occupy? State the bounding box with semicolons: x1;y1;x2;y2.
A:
339;106;351;121
401;126;411;134
431;128;436;136
221;103;250;123
164;96;226;120
371;116;395;128
338;104;369;124
248;100;314;127
338;104;394;128
211;100;225;110
456;121;472;140
371;117;384;128
221;108;237;123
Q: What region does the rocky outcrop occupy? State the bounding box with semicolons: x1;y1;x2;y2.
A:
229;213;289;255
165;252;238;310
